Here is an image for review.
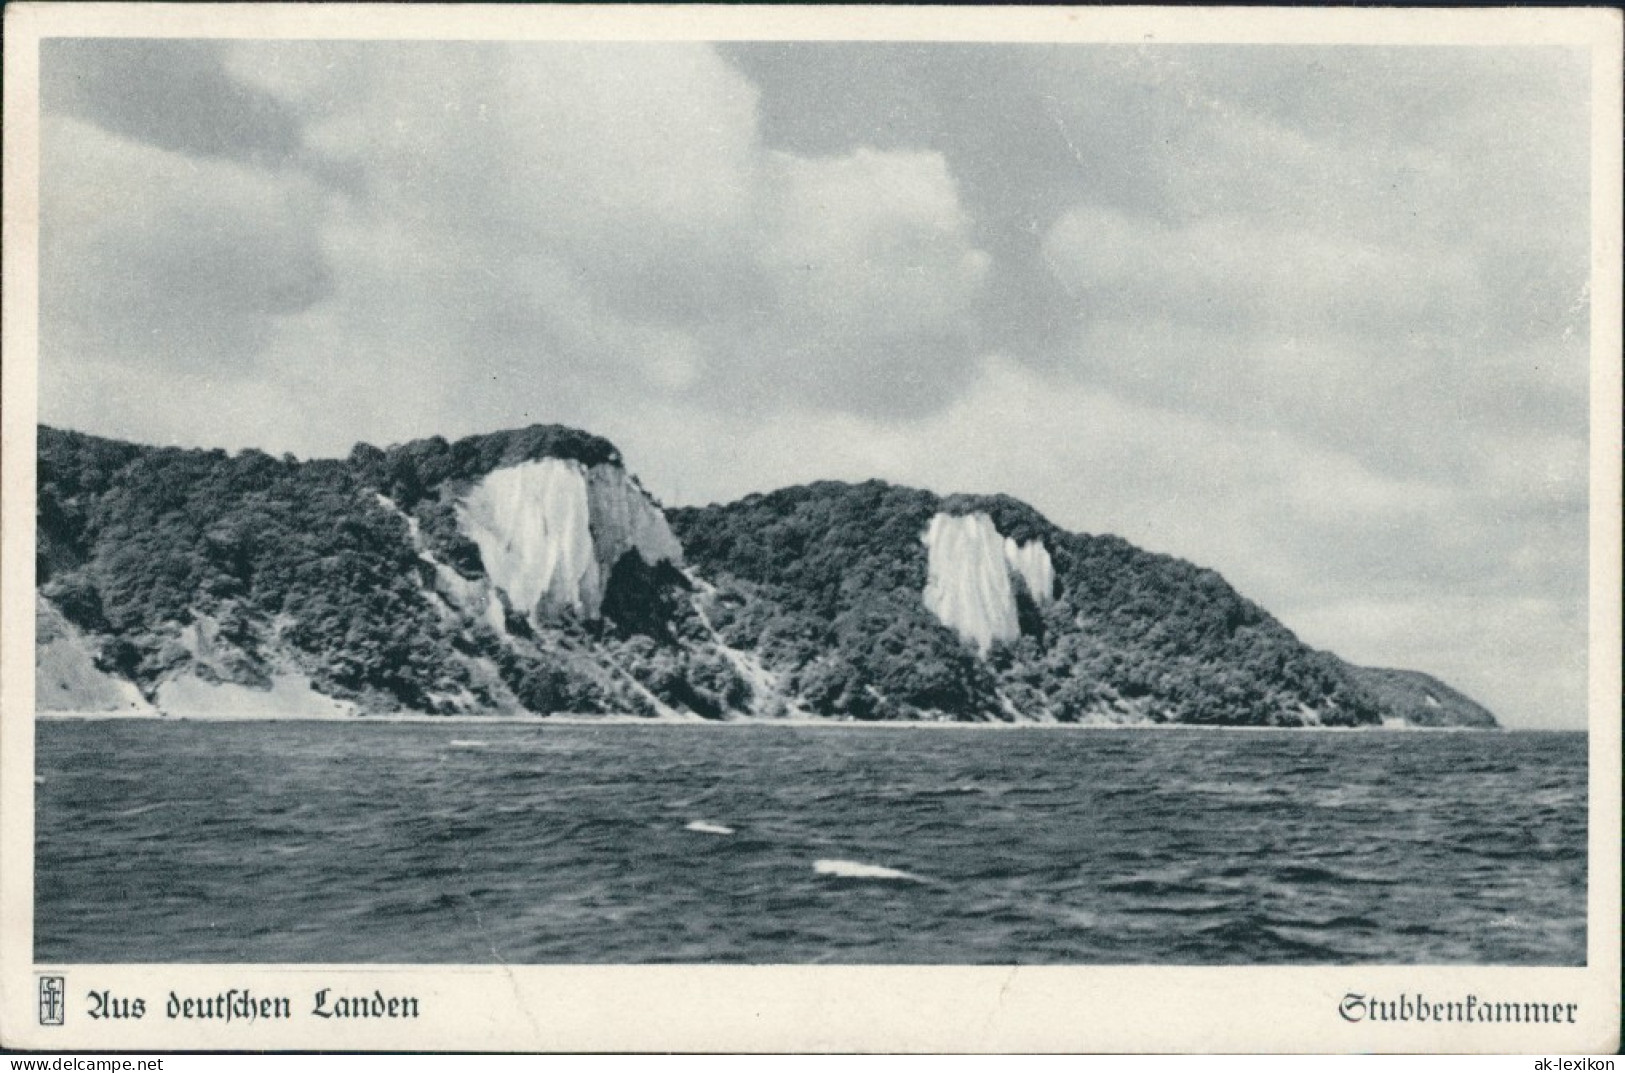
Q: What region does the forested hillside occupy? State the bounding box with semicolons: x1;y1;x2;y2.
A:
35;423;1493;727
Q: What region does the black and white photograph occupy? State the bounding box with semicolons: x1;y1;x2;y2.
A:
2;2;1619;1054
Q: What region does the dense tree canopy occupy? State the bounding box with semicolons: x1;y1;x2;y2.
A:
672;481;1385;725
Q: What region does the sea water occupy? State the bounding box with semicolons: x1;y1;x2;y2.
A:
34;721;1587;964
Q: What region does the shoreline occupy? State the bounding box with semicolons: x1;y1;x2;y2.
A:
32;710;1530;731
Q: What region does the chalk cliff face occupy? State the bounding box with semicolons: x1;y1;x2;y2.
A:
920;511;1057;655
1004;536;1056;608
34;424;1499;727
35;599;151;715
457;459;682;623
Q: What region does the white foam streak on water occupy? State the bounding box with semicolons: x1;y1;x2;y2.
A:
448;739;489;749
684;820;735;835
813;858;921;881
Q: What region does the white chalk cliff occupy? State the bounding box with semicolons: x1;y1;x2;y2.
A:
456;458;683;622
922;512;1055;655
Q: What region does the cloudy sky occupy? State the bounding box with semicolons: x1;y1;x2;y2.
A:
38;38;1592;728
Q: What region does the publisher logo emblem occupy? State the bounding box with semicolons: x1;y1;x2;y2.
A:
39;976;65;1026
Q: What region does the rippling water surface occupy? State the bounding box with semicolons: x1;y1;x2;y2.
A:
35;721;1586;964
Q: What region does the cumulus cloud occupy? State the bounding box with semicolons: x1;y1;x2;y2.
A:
1040;183;1586;484
43;38;302;165
762;148;987;336
279;44;763;271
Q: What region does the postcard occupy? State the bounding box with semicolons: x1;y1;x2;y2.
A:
2;3;1619;1054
